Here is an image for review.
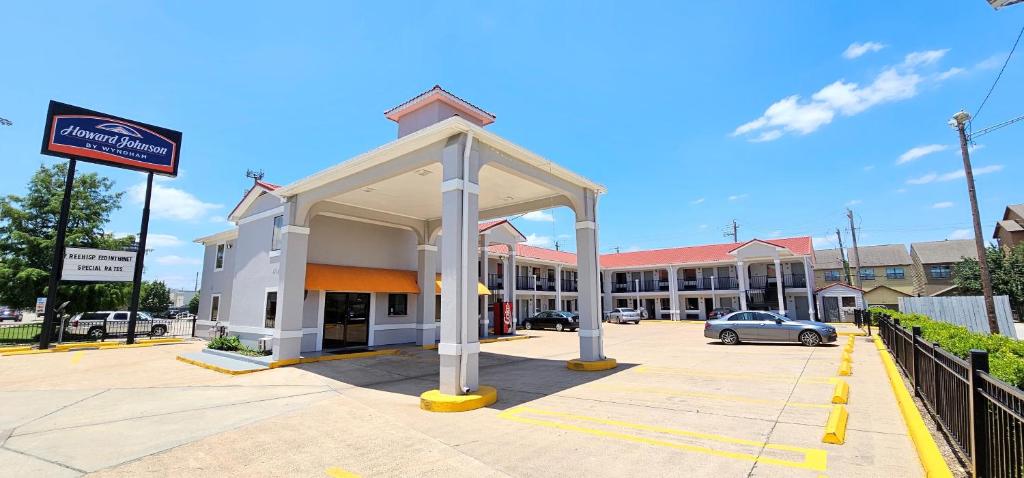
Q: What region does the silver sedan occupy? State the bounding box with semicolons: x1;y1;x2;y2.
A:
704;311;837;347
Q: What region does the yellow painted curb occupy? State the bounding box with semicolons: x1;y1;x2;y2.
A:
138;337;185;344
2;348;56;356
481;335;532;344
841;351;853;363
873;336;953;478
831;379;850;404
268;357;302;368
822;404;849;444
837;331;866;336
0;345;33;353
566;357;618;371
422;343;438;350
268;349;401;368
838;361;852;376
420;385;498;412
175;355;261;375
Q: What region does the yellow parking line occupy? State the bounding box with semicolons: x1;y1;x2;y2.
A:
70;351;84;365
633;365;838;384
591;384;832;409
498;407;827;472
325;466;359;478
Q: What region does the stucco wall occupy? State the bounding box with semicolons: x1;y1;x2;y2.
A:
307;216;417;270
196;239;236;338
226;210;282;332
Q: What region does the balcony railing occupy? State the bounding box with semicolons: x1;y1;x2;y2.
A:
536;278;556;292
487;273;503;290
515;276;535;290
783;274;807;288
678;277;739;291
561;279;578;292
611;280;668;293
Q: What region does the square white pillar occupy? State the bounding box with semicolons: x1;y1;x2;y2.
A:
668;266;680;320
416;244;437;345
737;260;748;310
774;258;786;315
272;202;309;361
575;189;605;361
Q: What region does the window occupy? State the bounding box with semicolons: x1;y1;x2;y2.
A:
930;265;951;279
841;296;856;307
113;312;129;321
858;268;876;281
728;312;753;321
388;294;408;316
886;267;905;279
271;215;284;251
264;291;277;328
210;295;221;321
215;244;225;270
824;270;841;282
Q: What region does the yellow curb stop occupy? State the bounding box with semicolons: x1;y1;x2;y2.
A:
566;357;618;371
841;351;853;363
838;361;852;376
831;380;849;404
822;404;849;444
420;385;498;412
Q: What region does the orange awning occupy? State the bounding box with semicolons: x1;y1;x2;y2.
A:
434;274;492;295
305;264;420;293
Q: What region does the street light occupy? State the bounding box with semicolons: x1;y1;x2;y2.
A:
951;110;1001;335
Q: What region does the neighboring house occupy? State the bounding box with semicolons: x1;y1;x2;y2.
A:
169;289;198;308
910;239;978;297
814;244;914;308
992;203;1024;251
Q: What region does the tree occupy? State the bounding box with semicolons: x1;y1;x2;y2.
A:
140;281;172;313
188;291;200;315
0;163;133;311
953;243;1024;315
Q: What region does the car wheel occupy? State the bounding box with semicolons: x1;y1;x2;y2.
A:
87;326;105;339
719;329;739;345
524;321;533;330
555;323;564;332
799;330;821;347
151;325;167;337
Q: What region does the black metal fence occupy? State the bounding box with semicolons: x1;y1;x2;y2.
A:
877;316;1023;477
1;317;196;346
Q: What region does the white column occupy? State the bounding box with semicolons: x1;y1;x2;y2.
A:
774;258;786;316
416;244;437;345
804;256;817;320
575;189;605;361
479;241;489;338
601;270;613;316
272;200;309;361
505;247;516;332
737;260;748;310
555;265;563;310
438;133;480;395
667;266;680;320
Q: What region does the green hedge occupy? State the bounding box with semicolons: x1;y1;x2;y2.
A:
206;335;269;357
871;309;1024;388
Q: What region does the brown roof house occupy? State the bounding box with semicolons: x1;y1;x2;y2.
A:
814;244;914;308
910;239;978;297
992;204;1024;251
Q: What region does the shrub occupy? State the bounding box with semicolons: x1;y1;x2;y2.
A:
871;309;1024;387
206;334;269;357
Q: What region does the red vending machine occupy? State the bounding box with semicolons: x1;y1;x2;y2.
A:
493;301;514;335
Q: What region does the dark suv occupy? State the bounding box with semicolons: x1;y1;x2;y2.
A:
523;311;579;332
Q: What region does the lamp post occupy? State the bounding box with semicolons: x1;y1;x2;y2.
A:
951;110;1000;335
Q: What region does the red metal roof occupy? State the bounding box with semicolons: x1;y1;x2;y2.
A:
599;236;813;269
487;243;578;265
255;180;280;191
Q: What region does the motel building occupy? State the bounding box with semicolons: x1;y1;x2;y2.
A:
193;86;611;406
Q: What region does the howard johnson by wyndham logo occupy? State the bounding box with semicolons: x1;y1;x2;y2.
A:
57;118;171;161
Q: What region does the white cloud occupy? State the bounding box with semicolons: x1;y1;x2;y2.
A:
768;230;783;237
523;233;553;248
932;201;954;209
734;49;954;142
812;236;836;248
863;165;876;172
520;210;554;222
843;41;886;59
130;183;222;221
153;255;202;266
845;199;862;206
947;229;972;240
898;144;948;164
906;164;1004;185
936;67;965;81
690;198;705;205
895;188;907;193
903;49;949;67
728;194;749;201
974;54;1004;70
698;224;709;230
147;234;183;248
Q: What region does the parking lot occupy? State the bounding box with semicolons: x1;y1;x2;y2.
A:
0;321;922;477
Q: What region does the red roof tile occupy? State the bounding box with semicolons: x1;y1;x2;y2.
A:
599;237;813;269
487;243;578;265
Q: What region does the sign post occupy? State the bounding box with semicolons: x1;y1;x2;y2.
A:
39;101;181;349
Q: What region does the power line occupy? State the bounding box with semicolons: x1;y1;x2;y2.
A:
973;22;1024;124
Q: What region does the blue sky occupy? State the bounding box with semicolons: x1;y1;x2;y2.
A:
1;2;1021;289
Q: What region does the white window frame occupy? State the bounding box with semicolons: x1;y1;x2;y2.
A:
210;294;221;321
214;243;226;271
271;215;284;252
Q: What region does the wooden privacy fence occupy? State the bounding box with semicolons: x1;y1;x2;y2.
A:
899;296;1018;339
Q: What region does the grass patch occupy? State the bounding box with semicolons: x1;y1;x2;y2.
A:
0;323;42;344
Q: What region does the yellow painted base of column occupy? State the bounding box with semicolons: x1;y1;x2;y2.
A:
566;358;618;371
420;385;498;412
831;379;850;404
822;404;849;444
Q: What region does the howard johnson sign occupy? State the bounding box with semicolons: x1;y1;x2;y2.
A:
41;101;182;177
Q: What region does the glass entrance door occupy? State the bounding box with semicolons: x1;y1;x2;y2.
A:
323;292;370;349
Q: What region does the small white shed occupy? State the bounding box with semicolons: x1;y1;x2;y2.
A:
815;283;865;323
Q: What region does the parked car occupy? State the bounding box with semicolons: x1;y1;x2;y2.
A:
523;311;579;332
65;311;174;339
707;307;735;320
604;308;641;324
704;310;837;347
0;306;23;322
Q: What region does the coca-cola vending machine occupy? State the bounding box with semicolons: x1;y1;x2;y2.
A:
493;301;514;335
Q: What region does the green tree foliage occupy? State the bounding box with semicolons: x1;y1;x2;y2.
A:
188;291;200;315
0;163;133;311
140;280;172;313
953;243;1024;313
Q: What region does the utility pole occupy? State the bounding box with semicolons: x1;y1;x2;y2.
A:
836;228;851;285
952;110;1000;335
723;219;738;243
846;209;863;288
